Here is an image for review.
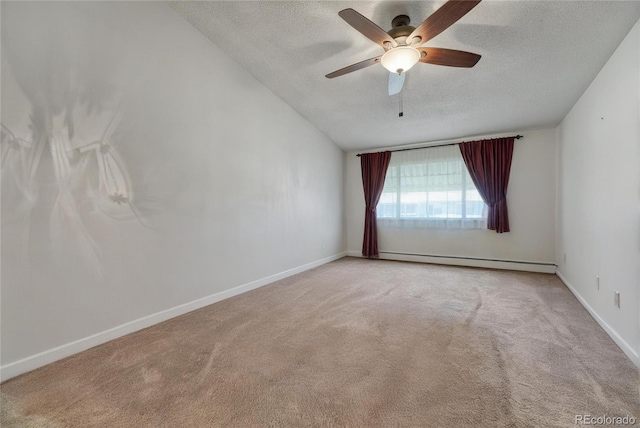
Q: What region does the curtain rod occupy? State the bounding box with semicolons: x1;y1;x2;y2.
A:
356;135;523;157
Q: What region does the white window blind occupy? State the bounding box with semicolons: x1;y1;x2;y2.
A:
376;144;487;229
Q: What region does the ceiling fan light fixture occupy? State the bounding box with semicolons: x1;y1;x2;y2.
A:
381;46;421;74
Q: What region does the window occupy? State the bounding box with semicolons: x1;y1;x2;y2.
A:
376;144;486;229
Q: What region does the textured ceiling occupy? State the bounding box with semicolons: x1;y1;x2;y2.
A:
170;1;640;151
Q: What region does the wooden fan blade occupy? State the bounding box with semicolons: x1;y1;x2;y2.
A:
418;47;481;67
338;9;397;49
408;0;482;45
326;56;381;78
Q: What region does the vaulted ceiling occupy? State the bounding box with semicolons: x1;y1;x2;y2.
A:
170;1;640;151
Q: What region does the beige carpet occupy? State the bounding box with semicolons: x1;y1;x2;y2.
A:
2;257;639;427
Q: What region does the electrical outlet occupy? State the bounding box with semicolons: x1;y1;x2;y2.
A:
614;291;620;308
596;275;600;290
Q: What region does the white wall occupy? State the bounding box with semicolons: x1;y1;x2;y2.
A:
0;2;345;379
556;20;640;365
346;129;557;271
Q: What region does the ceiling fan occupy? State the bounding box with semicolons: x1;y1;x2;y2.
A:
326;0;482;95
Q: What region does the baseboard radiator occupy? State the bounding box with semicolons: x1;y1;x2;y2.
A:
348;250;557;274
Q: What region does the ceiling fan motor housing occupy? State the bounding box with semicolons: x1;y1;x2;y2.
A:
388;15;416;42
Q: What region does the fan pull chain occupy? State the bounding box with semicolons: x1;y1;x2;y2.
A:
399;90;404;117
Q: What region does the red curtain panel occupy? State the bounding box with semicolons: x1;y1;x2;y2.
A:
360;151;392;257
459;137;515;233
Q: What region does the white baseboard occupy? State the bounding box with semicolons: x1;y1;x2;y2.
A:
347;251;557;274
0;252;347;382
556;271;639;367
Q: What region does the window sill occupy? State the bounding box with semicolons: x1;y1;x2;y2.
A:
377;217;487;230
